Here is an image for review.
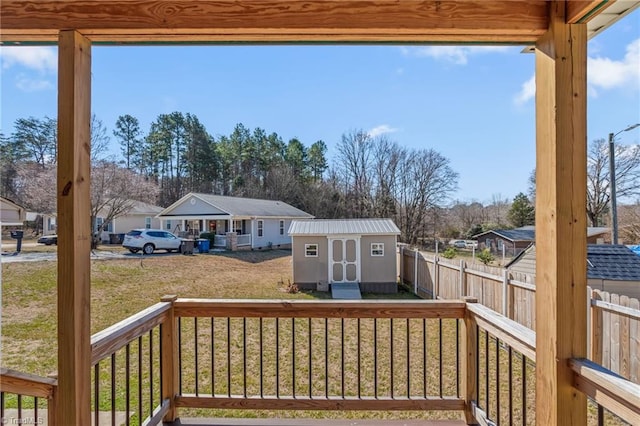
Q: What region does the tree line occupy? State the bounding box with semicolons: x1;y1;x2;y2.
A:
0;114;460;245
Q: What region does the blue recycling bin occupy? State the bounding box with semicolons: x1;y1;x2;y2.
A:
197;238;210;253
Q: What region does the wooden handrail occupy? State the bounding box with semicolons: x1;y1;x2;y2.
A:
466;302;536;361
0;368;57;399
90;301;171;365
508;279;536;292
174;298;466;319
570;358;640;424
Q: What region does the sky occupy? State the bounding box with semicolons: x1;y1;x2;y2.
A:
1;9;639;205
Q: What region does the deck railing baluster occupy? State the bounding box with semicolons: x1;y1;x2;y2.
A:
111;353;116;426
390;317;394;398
597;404;604;426
243;317;247;398
17;394;21;422
439;318;443;398
357;318;361;399
456;319;460;398
138;336;143;425
34;396;38;424
259;318;263;398
485;330;489;414
178;317;183;394
406;318;410;398
309;318;312;398
227;317;231;398
341;318;345;398
508;346;513;426
126;343;130;426
495;338;500;425
325;318;328;399
276;317;280;399
423;318;427;398
211;318;215;396
521;353;526;426
374;318;378;399
94;363;99;426
149;330;153;417
194;317;198;396
292;317;296;398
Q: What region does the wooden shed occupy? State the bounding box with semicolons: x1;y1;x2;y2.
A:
289;218;400;293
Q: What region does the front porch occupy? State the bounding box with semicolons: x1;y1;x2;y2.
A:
2;298;638;425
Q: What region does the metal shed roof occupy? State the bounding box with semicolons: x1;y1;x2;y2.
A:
288;219;400;236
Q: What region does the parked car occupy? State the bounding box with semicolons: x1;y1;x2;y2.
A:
122;229;181;254
37;235;57;245
450;239;466;249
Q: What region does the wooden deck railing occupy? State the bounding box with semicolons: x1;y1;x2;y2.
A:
4;296;640;425
171;298;466;413
0;368;57;426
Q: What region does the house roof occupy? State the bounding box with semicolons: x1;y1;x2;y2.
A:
476;226;610;242
507;243;640;282
475;228;535;242
288;219;400;236
164;193;313;219
126;200;163;215
587;244;640;281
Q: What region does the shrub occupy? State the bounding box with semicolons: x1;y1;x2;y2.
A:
199;232;216;243
442;247;457;259
477;248;494;265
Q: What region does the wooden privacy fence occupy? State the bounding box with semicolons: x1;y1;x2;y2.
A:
399;247;640;385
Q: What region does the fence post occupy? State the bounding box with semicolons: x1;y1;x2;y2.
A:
47;374;58;426
414;250;419;295
433;256;439;299
462;296;478;424
161;294;179;422
502;270;509;317
459;259;466;298
400;246;404;286
590;290;603;364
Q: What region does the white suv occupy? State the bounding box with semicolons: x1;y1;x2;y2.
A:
123;229;182;254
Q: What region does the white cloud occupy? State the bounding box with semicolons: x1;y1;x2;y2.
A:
514;75;536;105
15;74;54;92
514;38;640;104
402;45;512;65
0;46;57;72
368;124;398;138
588;38;639;94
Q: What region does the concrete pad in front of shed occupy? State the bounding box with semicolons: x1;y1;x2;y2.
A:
331;282;362;299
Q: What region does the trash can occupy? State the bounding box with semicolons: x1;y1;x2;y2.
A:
181;239;195;255
109;233;120;244
197;238;210;253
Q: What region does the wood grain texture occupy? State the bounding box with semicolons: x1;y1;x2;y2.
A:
0;0;550;43
567;0;612;24
56;29;92;426
173;299;466;319
90;302;171;365
462;297;478;424
175;395;464;411
534;1;588;424
570;358;640;423
0;368;57;398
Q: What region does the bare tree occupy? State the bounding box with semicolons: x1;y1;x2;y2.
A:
91;161;160;235
618;203;640;244
587;138;640;226
335;129;374;217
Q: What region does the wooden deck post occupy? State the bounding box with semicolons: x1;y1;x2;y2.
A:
161;295;179;421
57;30;92;426
535;2;587;425
462;296;478;424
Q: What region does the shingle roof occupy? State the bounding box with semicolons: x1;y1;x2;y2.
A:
193;193;313;218
288;219;400;236
587;244;640;281
475;226;610;242
475;229;535;242
126;200;163;215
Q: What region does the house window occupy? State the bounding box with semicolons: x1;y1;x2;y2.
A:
305;244;318;257
165;220;172;230
145;217;152;229
497;239;504;250
258;220;264;237
95;217;104;232
371;243;384;256
279;220;285;236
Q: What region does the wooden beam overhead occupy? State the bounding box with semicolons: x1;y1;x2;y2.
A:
567;0;612;24
1;0;551;44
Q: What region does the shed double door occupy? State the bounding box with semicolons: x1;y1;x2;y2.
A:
328;237;360;284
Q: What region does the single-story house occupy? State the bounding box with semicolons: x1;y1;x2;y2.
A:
475;226;611;257
157;192;314;250
0;197;26;228
288;218;400;294
507;243;640;300
96;200;164;243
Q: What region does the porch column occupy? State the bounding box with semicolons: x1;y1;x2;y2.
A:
535;2;587;425
57;30;92;426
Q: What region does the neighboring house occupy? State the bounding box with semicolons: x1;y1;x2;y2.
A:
475;225;611;256
0;197;26;228
95;200;164;243
25;211;57;235
157;193;314;250
507;243;640;300
288;218;400;294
